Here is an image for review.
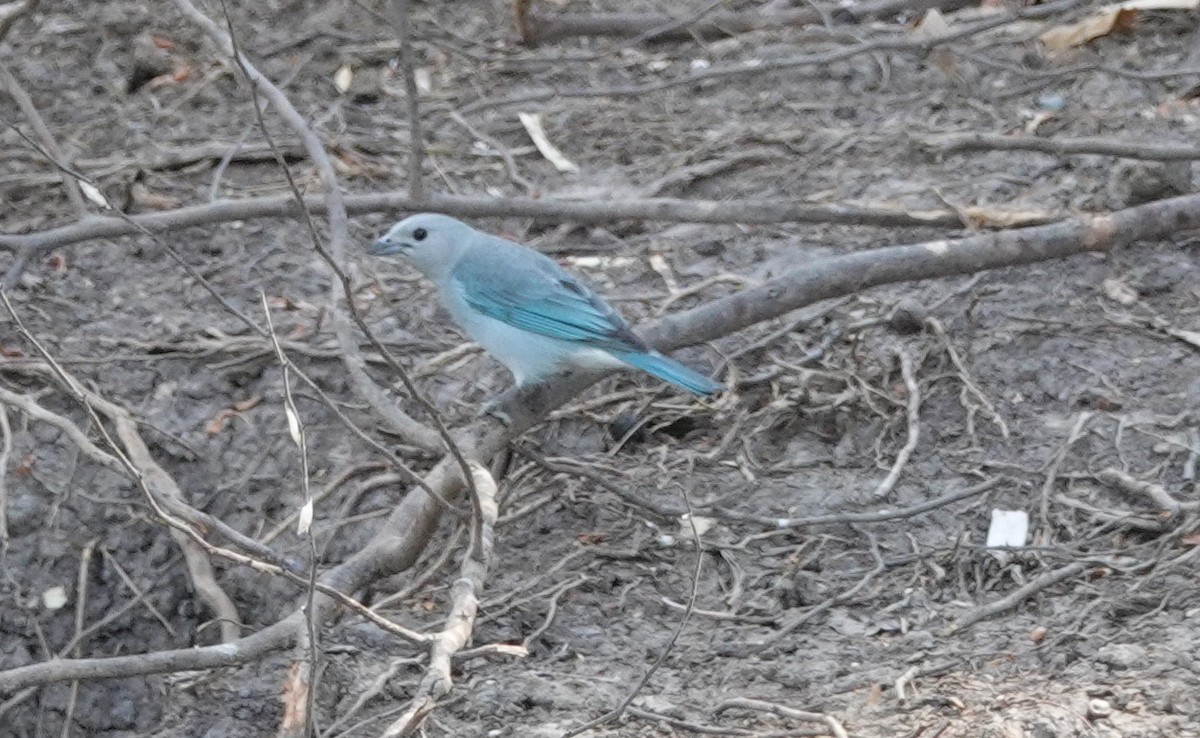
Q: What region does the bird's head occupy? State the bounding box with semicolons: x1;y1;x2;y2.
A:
368;213;473;279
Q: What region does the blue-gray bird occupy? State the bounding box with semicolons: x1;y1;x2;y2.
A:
368;214;722;396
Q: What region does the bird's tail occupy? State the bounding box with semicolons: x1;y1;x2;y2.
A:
612;351;723;396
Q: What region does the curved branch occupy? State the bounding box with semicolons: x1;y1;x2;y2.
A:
170;0;442;452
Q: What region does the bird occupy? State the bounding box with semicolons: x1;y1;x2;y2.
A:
367;213;722;396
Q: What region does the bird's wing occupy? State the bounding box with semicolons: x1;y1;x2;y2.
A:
451;245;648;353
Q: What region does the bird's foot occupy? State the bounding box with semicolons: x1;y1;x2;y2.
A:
481;395;513;426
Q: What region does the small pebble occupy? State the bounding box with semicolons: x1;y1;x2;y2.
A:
1088;698;1113;719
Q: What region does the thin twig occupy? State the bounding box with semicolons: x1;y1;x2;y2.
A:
874;347;920;498
0;62;86;216
389;0;425;203
715;697;849;738
262;293;320;736
942;561;1088;635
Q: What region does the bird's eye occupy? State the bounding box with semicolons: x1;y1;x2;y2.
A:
413;228;428;242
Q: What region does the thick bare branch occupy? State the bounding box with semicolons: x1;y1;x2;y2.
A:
0;191;969;256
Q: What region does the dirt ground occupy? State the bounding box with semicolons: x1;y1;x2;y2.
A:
2;1;1200;736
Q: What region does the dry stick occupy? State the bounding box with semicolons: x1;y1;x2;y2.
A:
1038;412;1092;536
172;0;443;454
561;485;704;738
5;190;1200;692
522;0;967;43
447;111;537;196
0;405;10;550
98;547;177;637
0;64;86;217
388;0;425;203
381;463;497;737
923;131;1200;162
60;539;98;738
262;294;320;738
715;697;849;738
465;0;1082;113
929;317;1009;439
1096;467;1195;515
0;191;968;258
941;561;1088;636
874;347;920;498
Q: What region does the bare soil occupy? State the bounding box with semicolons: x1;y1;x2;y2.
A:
2;1;1200;737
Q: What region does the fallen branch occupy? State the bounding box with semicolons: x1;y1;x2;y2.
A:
520;0;973;43
380;463;497;737
941;561;1088;635
1096;467;1196;515
922;131;1200;162
0;190;969;256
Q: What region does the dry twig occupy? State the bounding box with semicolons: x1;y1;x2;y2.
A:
380;463;498;737
942;561;1088;635
715;696;849;738
873;347;921;498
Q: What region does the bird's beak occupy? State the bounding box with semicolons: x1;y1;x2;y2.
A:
368;237;404;256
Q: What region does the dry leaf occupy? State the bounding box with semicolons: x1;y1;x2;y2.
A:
297;499;314;535
130;182;180;210
913;8;952;39
679;514;718;538
1039;0;1196;52
1165;326;1200;349
333;64;353;94
284;404;302;446
518;112;580;173
1039;7;1133;50
1102;278;1139;305
78;180;111;209
1024;110;1058;134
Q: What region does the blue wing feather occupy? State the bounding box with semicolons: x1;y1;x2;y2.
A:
452;246;646;352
